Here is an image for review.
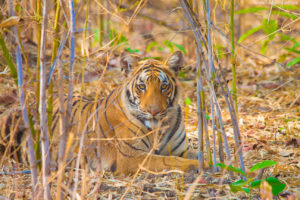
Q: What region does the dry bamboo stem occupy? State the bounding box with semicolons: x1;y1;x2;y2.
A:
39;0;51;198
9;0;39;198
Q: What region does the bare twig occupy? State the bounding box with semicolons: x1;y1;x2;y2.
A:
9;0;39;198
180;0;246;178
114;2;179;31
39;0;51;199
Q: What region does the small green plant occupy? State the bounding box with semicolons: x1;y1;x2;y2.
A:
185;97;192;106
146;40;186;54
236;4;298;55
284;42;300;67
217;160;286;198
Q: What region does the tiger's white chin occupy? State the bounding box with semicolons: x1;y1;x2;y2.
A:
144;120;158;130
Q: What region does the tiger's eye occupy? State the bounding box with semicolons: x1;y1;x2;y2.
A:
161;83;169;90
138;83;146;90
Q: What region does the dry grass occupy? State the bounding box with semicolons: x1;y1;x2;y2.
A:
0;0;299;199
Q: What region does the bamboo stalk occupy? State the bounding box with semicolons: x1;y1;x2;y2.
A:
195;48;205;169
33;0;42;167
79;1;89;196
231;0;238;115
36;0;41;116
9;0;38;198
39;0;51;198
56;61;67;200
210;23;246;177
66;1;76;199
179;0;240;178
48;0;61;138
99;0;104;46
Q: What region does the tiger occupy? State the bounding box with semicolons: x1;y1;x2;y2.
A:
1;51;199;175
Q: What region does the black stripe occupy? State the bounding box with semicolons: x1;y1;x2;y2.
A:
144;68;161;74
96;100;107;138
81;102;91;114
158;107;181;154
116;140;132;157
104;89;115;131
110;160;117;172
178;151;185;157
171;133;186;154
169;84;177;106
127;127;149;149
123;141;146;152
70;100;81;125
126;89;136;106
72;99;80;107
52;117;59;133
52;108;60;133
115;93;150;149
52;108;60;122
140;65;162;71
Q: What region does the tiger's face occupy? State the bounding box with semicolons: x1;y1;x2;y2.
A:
121;51;183;125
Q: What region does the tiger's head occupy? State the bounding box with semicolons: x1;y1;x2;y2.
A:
120;51;184;125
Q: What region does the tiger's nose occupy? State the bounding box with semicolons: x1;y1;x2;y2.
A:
148;108;160;116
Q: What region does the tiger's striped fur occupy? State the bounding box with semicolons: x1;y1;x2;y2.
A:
1;51;199;174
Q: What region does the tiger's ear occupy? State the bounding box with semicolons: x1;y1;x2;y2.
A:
120;52;140;77
166;51;184;75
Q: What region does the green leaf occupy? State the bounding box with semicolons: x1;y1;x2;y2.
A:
290;42;300;50
250;177;286;195
272;10;298;20
141;56;162;60
262;19;278;40
164;40;174;53
284;42;300;53
125;47;140;53
172;43;187;54
250;179;262;188
285;48;300;54
217;163;246;176
232;179;247;187
215;45;226;59
236;7;267;14
206;114;210;120
276;5;299;10
265;177;286;196
242;188;250;193
249;160;277;172
260;40;269;54
279;33;297;42
238;25;262;43
146;41;158;53
286;57;300;67
185;97;191;106
0;33;18;85
179;71;185;79
118;35;129;45
108;29;116;41
229;184;245;193
158;46;165;51
93;28;99;43
278;54;287;63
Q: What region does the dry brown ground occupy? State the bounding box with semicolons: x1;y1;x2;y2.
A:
0;0;299;199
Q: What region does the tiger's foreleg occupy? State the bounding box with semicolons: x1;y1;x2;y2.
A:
115;152;199;175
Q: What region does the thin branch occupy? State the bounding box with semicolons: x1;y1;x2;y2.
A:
39;0;51;198
9;0;39;198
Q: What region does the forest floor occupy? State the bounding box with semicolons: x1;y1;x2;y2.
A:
0;0;299;199
0;55;299;199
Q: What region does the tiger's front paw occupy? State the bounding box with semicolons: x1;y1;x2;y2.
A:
182;159;199;172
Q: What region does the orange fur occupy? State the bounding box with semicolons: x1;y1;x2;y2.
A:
65;51;199;175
